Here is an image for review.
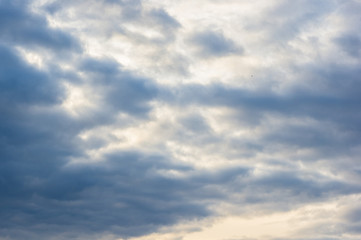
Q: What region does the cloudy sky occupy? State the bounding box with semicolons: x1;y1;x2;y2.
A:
1;0;361;239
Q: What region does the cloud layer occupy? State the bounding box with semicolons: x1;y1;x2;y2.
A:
1;0;361;240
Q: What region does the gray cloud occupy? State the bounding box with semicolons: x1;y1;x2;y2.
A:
334;34;361;58
0;44;62;105
79;57;158;117
1;0;361;239
0;151;212;239
189;30;244;57
245;0;335;44
0;0;80;51
149;8;181;31
45;0;180;46
0;44;200;239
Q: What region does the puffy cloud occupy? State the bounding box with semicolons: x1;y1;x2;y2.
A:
79;57;158;117
0;45;62;105
334;34;361;58
188;30;244;57
0;0;80;51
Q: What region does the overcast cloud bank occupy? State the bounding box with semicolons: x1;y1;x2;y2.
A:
1;0;361;239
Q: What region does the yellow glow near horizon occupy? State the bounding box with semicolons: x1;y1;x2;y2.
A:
128;194;361;240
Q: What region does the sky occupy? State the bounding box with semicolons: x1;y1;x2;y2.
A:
1;0;361;239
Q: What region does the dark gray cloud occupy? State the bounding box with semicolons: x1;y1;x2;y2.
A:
0;151;212;239
0;18;191;239
334;34;361;58
170;80;360;122
0;0;80;51
80;57;158;117
0;44;62;105
179;114;211;134
189;30;244;57
0;42;83;240
3;68;354;240
168;61;361;139
0;43;201;239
